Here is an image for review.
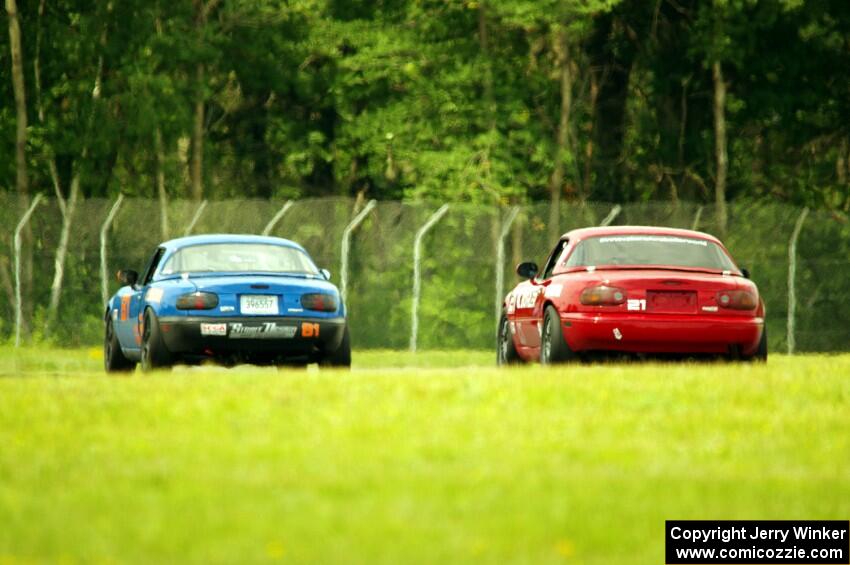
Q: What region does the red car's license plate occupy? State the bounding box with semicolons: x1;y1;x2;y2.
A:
647;291;697;313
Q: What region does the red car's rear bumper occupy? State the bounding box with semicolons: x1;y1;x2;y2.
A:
561;312;764;355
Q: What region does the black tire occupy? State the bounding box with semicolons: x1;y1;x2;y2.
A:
497;313;522;366
104;317;135;373
141;309;173;372
321;325;351;368
540;305;578;365
745;326;768;362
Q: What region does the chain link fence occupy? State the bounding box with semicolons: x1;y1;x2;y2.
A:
1;193;848;352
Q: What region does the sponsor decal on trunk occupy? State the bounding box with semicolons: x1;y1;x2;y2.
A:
228;322;298;339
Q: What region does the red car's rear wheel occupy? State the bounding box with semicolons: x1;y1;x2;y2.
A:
497;314;522;366
743;326;768;362
540;305;578;364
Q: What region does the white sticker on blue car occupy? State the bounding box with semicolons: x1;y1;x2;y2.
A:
200;323;227;336
146;288;164;303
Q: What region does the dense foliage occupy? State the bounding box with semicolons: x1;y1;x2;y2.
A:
2;0;849;207
3;1;850;348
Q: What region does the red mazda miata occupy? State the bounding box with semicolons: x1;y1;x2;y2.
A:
499;226;767;364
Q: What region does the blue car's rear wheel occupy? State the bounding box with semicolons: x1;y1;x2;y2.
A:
104;317;135;373
320;325;351;368
141;309;174;372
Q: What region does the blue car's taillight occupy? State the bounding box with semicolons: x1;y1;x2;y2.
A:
176;292;219;310
300;293;338;312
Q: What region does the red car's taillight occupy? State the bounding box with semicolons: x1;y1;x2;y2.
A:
300;293;338;312
176;291;219;310
716;290;757;310
580;285;626;306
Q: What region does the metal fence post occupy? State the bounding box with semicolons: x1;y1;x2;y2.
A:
599;204;622;227
340;200;376;302
262;201;294;236
14;194;44;347
495;206;520;333
786;207;809;355
100;195;124;307
691;206;704;230
183;199;208;236
410;204;450;352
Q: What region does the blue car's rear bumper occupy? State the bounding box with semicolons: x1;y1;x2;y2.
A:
157;316;346;358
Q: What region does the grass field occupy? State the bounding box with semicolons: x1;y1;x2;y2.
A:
1;348;849;564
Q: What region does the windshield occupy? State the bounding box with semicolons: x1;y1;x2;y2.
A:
161;243;319;275
564;235;738;272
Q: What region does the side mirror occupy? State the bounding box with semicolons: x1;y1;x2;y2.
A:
516;262;539;280
320;268;331;281
741;267;751;279
117;269;139;287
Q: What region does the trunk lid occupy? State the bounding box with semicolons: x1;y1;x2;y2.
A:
184;274;339;317
571;268;749;315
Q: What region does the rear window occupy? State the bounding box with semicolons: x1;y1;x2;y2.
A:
161;243;318;275
564;235;738;272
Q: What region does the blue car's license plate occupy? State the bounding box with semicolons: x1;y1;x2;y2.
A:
240;295;278;315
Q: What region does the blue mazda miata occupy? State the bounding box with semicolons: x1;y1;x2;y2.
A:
104;234;350;371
